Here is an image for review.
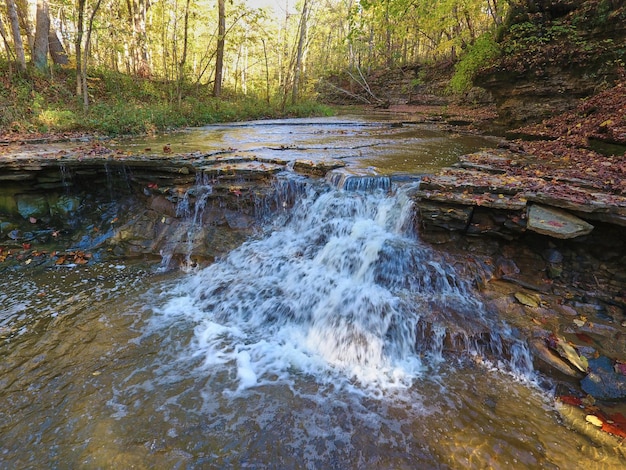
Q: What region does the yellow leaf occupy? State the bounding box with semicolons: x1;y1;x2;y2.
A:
585;415;603;427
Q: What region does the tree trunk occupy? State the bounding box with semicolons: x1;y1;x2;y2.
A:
177;0;191;105
213;0;225;98
262;38;270;104
82;0;102;109
32;0;50;72
292;0;309;104
5;0;26;71
76;0;86;98
15;0;33;49
0;15;13;73
125;0;150;77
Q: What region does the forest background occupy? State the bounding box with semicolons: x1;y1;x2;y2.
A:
0;0;623;135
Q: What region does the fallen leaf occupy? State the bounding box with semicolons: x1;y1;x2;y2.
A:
586;414;603;427
514;291;541;308
601;421;626;439
575;332;594;344
558;395;583;406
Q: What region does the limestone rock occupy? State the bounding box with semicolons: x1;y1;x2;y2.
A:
526;204;593;239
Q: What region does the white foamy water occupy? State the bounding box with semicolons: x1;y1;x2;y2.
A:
154;179;532;394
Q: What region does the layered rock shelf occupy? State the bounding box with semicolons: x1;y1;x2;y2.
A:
414;148;626;240
0;143;347;267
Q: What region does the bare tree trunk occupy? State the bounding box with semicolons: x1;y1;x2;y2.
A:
291;0;309;104
487;0;503;26
177;0;191;105
134;0;150;77
262;38;270;104
76;0;86;98
125;0;150;77
15;0;33;49
76;0;102;110
32;0;50;72
82;0;102;108
5;0;26;71
0;15;14;74
213;0;225;97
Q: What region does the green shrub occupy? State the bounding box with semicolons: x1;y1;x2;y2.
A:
449;34;500;94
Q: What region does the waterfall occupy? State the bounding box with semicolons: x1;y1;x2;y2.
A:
160;178;533;390
158;174;213;272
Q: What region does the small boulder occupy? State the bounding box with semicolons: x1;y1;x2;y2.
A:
581;356;626;400
527;204;594;239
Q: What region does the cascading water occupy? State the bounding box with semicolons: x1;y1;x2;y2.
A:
159;173;213;271
158;176;533;392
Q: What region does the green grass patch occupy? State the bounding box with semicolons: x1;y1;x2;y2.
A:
0;64;335;136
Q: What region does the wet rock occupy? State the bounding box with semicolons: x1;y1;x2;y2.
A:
530;338;584;379
16;194;49;220
51;194;81;216
495;257;520;277
149;195;177;218
514;291;542;308
417;201;473;231
0;191;19;215
542;248;564;264
224;210;255;230
527;204;594;239
293;159;345;176
581;356;626;400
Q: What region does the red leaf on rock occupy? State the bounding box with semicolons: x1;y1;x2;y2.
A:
558;395;583;407
608;412;626;429
575;332;594;344
601;421;626;439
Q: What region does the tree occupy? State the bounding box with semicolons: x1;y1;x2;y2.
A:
76;0;103;109
32;0;50;72
213;0;225;97
127;0;151;77
0;15;13;72
5;0;26;71
291;0;310;103
177;0;192;104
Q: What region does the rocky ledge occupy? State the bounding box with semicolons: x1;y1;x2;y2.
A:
0;142;346;268
414;147;626;240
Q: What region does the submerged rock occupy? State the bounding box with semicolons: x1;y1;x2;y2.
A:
581;356;626;400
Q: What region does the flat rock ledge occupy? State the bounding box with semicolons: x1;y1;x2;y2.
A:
414;148;626;240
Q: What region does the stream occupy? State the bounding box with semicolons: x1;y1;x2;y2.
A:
1;117;625;468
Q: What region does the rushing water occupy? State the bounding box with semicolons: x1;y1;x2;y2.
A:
2;119;625;468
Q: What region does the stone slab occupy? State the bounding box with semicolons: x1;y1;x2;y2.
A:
527;204;594;239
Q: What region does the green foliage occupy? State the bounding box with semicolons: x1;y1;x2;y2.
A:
503;20;585;56
0;62;335;136
449;34;500;94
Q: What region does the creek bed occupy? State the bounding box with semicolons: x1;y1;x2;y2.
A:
1;117;625;467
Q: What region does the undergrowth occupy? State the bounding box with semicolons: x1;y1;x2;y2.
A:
449;34;500;94
0;64;334;136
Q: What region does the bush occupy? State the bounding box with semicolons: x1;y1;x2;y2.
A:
449;34;501;94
